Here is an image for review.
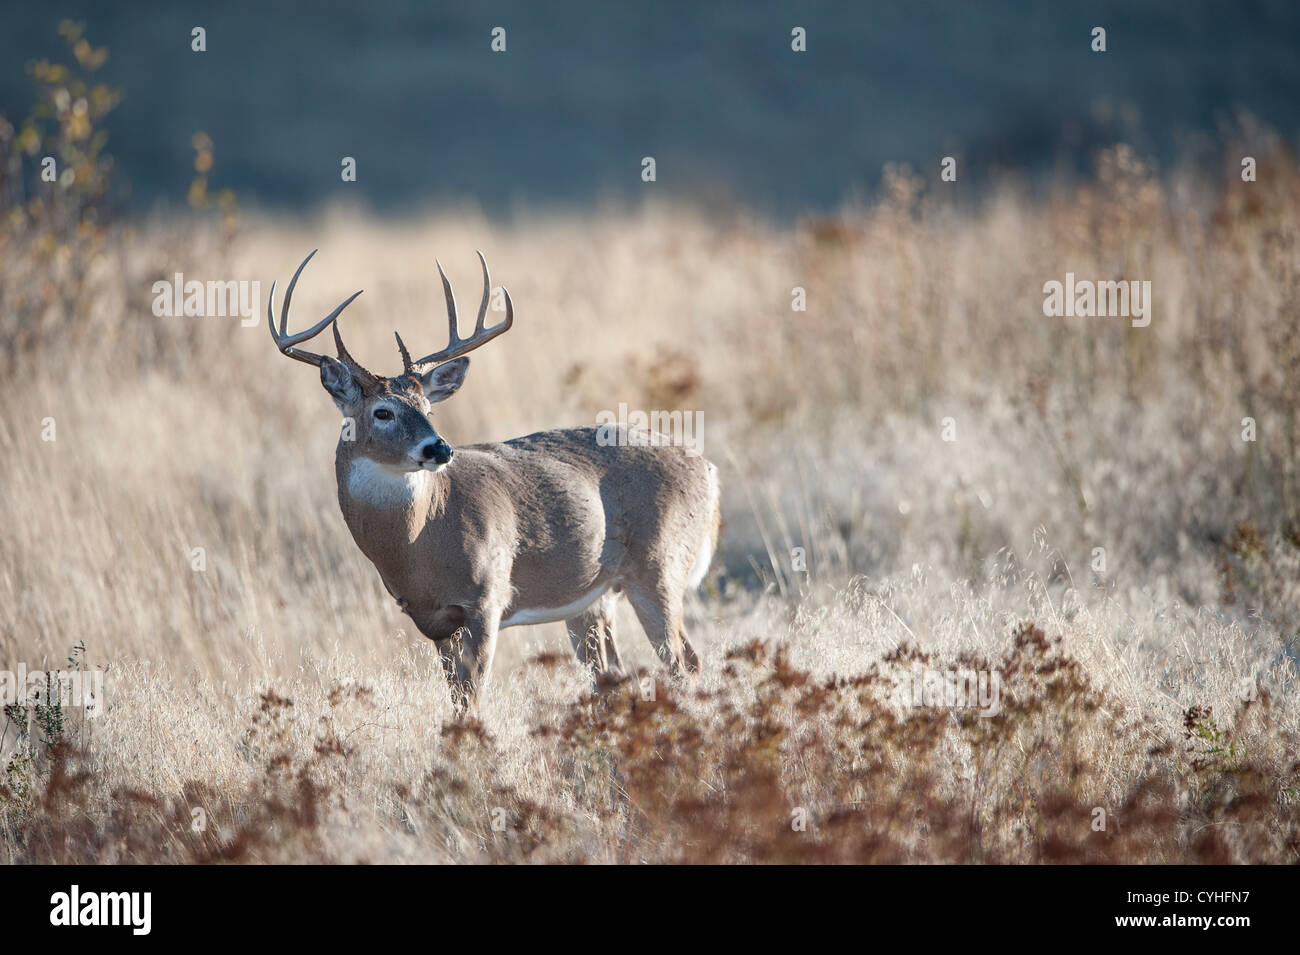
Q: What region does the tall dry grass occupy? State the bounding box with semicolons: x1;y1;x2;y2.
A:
1;39;1298;859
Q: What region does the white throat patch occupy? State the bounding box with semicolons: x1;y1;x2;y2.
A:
346;457;426;509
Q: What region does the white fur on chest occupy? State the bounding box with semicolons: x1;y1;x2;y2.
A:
346;458;426;509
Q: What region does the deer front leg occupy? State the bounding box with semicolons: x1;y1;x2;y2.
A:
403;601;492;717
435;606;500;717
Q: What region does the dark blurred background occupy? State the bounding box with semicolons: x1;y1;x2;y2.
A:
2;0;1298;216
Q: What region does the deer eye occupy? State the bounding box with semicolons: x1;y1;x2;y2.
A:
374;408;395;421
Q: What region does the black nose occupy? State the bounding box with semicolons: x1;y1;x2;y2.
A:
423;440;453;464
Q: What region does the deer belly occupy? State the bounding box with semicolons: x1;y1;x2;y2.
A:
500;583;609;628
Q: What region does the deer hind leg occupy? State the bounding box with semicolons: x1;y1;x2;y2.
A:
565;590;623;680
625;581;700;676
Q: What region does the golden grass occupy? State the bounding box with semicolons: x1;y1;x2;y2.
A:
2;133;1300;861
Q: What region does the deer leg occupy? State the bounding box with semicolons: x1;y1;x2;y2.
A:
624;583;699;676
600;611;624;675
678;626;701;673
565;592;623;683
436;607;500;717
436;637;465;708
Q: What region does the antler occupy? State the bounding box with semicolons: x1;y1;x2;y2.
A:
397;251;513;371
267;250;364;367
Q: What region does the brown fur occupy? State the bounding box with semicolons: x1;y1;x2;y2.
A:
270;253;719;715
329;369;718;713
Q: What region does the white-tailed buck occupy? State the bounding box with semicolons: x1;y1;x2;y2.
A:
267;251;720;714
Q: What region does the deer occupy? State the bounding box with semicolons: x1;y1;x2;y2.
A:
265;250;720;715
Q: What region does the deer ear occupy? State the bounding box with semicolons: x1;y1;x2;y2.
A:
419;357;469;403
320;356;362;411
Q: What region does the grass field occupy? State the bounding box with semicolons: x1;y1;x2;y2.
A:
3;112;1300;860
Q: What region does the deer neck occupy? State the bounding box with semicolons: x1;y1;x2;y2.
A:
334;448;450;576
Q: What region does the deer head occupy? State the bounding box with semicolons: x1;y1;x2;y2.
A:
267;249;514;472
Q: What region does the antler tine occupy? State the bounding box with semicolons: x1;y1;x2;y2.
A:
266;250;363;367
409;252;515;367
436;259;460;345
473;249;491;334
279;248;315;337
394;331;414;372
